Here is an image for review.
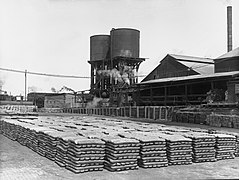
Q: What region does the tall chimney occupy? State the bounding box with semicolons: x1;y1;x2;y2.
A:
227;6;232;52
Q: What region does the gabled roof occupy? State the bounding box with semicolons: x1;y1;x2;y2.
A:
216;47;239;59
141;54;214;82
45;93;74;97
169;54;214;64
169;54;214;75
139;71;239;85
176;61;214;75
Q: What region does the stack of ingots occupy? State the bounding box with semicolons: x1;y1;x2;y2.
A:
234;134;239;157
221;132;239;157
160;134;192;166
36;129;50;157
213;134;236;160
25;127;39;152
26;127;47;153
103;136;140;172
55;134;77;167
39;130;59;161
65;137;105;173
0;119;3;134
1;120;18;141
117;132;168;168
183;132;216;163
16;124;29;146
135;135;168;168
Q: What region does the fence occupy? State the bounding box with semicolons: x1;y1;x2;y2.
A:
62;106;175;121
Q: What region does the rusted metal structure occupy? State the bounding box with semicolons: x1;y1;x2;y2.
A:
110;28;140;58
89;28;145;106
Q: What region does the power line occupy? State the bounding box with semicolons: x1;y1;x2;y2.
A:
0;67;147;78
0;67;91;79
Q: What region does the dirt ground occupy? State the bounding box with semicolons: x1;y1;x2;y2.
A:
1;114;239;180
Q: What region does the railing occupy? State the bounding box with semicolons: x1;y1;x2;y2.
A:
63;106;175;121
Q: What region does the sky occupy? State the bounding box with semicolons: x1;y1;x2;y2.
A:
0;0;239;96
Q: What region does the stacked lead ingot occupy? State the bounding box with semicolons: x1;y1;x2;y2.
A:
136;136;168;168
0;119;3;134
38;130;59;161
65;137;105;173
25;127;39;152
234;134;239;157
213;134;236;160
184;132;216;163
161;134;192;166
1;120;18;141
216;131;239;157
103;137;140;171
55;134;77;167
118;132;168;168
16;124;29;146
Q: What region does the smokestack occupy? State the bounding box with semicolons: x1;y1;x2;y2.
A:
227;6;232;52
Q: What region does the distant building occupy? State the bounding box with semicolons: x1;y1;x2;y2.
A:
27;92;52;108
44;93;78;108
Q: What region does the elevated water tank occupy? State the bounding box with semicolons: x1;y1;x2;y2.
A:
90;35;110;61
110;28;140;58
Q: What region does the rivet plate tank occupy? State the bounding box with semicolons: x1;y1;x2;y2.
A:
90;35;110;61
110;28;140;58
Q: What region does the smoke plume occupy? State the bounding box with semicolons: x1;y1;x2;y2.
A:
0;78;4;87
28;86;40;93
86;97;103;108
51;87;57;92
0;78;4;92
97;66;134;85
217;0;232;5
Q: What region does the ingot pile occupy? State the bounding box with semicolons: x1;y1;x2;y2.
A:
103;137;140;171
0;115;238;174
135;135;168;168
213;134;236;160
161;134;192;166
65;138;105;173
184;132;216;163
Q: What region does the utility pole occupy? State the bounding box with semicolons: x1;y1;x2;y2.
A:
25;70;27;101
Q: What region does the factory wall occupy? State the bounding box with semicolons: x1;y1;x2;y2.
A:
227;81;239;103
44;93;76;108
214;57;239;73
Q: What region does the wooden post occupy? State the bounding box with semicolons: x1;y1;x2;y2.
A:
165;107;168;121
129;106;132;117
137;106;139;118
185;84;188;104
164;86;167;106
144;106;147;119
150;86;153;106
153;106;156;120
159;107;162;120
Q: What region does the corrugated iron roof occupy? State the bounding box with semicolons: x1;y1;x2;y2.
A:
216;47;239;59
169;54;214;64
139;71;239;85
175;61;214;75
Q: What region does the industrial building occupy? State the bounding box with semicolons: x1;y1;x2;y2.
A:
135;48;239;106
